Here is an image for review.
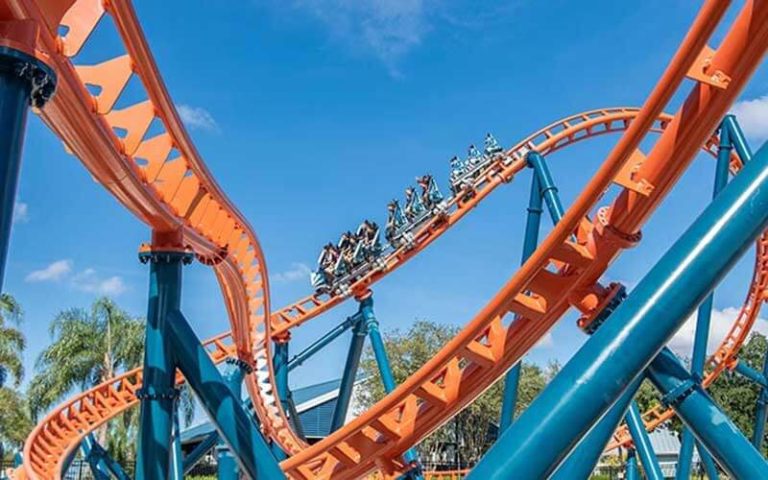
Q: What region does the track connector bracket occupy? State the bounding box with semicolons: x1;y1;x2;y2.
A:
614;149;654;196
686;45;731;89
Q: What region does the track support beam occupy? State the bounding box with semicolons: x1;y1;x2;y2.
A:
500;152;564;431
330;311;367;432
361;295;423;479
0;30;55;289
468;137;768;479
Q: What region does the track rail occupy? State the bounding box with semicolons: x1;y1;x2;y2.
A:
2;0;302;473
12;0;768;478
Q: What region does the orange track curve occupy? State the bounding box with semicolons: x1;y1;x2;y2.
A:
10;0;768;478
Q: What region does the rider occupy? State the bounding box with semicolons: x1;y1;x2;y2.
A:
404;186;420;221
467;144;483;165
484;133;503;155
319;242;339;281
386;200;403;241
417;174;434;209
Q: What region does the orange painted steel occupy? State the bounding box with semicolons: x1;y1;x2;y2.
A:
8;0;768;478
276;4;768;478
2;0;302;469
423;470;469;480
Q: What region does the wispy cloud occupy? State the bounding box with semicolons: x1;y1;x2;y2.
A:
272;262;312;283
71;269;128;296
177;104;219;132
13;202;29;224
26;259;73;282
294;0;430;76
731;95;768;143
25;260;127;296
668;306;768;358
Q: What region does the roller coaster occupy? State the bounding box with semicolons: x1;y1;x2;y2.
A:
1;0;768;479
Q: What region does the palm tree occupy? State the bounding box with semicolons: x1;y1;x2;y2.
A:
0;293;24;389
0;293;31;452
28;297;194;457
28;297;145;414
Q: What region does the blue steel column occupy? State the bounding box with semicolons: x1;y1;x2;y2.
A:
626;402;664;480
626;449;640;480
217;362;246;480
677;122;732;480
170;406;184;480
647;347;768;479
330;312;367;432
288;316;356;372
136;244;191;480
528;152;566;224
723;114;753;166
272;333;290;461
0;44;55;288
468;139;768;480
168;310;284;480
360;295;423;479
499;170;542;431
550;376;643;479
500;152;564;431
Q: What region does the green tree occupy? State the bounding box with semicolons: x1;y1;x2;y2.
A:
0;388;33;448
28;297;195;466
707;331;768;452
28;297;145;415
358;319;551;467
0;293;24;388
0;293;32;451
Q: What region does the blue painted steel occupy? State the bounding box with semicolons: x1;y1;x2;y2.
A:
218;366;245;480
678;119;733;480
330;312;367;432
500;172;542;431
0;47;55;289
171;408;184;480
81;434;130;480
501;154;566;432
527;152;566;224
550;376;642;479
360;297;423;479
136;251;189;480
626;449;640;480
273;339;290;461
468;139;768;480
699;442;720;479
733;360;768;389
288;316;356;372
676;432;696;480
647;347;768;478
167;310;285;480
81;435;111;480
723;115;753;165
626;401;664;480
182;431;219;475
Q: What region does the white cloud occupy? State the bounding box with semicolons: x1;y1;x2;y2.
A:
533;332;553;350
71;268;127;296
730;95;768;143
294;0;429;75
25;259;73;282
271;262;312;283
177;104;219;131
667;306;768;358
13;202;29;223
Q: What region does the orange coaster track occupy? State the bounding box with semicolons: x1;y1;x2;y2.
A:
9;0;768;479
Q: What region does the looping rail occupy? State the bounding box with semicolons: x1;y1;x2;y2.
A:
10;0;768;478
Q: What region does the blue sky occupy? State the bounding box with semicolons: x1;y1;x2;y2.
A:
6;0;768;400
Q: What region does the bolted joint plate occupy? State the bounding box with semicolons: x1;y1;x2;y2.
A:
138;245;195;265
225;357;254;374
136;385;181;401
0;46;56;108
